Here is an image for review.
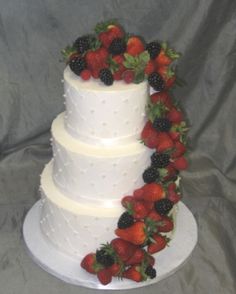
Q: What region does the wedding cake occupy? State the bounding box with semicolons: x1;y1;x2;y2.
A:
24;20;194;287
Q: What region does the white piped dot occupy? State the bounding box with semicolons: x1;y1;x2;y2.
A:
68;110;72;114
90;109;94;114
90;162;94;167
113;110;118;114
102;175;106;179
61;79;64;83
125;120;130;125
102;100;106;104
63;94;66;98
58;168;62;172
102;122;107;126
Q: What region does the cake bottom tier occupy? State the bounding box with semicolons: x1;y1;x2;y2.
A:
40;162;124;258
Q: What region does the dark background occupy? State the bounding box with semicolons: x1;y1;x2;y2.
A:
0;0;236;293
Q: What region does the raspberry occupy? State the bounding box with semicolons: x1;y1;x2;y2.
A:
80;69;91;80
123;70;135;84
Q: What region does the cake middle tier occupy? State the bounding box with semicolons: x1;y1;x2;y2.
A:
52;113;152;204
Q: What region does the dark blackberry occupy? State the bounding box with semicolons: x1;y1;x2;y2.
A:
109;38;126;55
153;118;171;132
69;56;87;76
148;72;165;91
73;35;90;54
151;152;170;168
142;167;159;183
145;265;156;279
96;249;114;267
99;68;114;86
117;212;134;229
154;198;173;215
146;41;161;59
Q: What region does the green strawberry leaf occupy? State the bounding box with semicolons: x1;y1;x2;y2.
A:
139;51;150;64
94;19;118;34
60;45;77;63
134;71;145;84
108;56;120;73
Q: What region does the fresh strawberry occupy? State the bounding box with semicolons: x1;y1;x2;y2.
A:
156;132;174;153
146;210;162;222
97;268;112;285
121;195;134;209
141;121;159;149
150;91;173;109
108;263;123;277
123;70;135;83
157;216;174;232
98;32;111;48
172;156;188;170
80;253;97;274
155;49;172;66
144;60;156;75
123;265;143;282
171;141;186;158
115;221;146;245
167;182;177;192
126;36;145;56
147;234;167;254
80;69;91;80
110;238;137;262
133;187;144;200
142;183;165;202
165;75;176;89
163;164;177;182
132;201;149;220
91;68;100;79
125;248;145;265
169;130;181;141
142;200;154;212
113;64;126;80
112;54;124;64
167;107;183;124
167;190;181;204
108;24;124;39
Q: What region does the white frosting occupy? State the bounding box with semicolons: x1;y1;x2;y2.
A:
64;67;149;145
52;113;152;203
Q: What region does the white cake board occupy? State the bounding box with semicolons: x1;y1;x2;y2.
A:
23;200;198;290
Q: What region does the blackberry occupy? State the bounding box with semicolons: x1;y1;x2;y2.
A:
73;35;90;54
96;249;114;267
154;198;173;215
99;68;114;86
117;212;134;229
145;265;156;279
146;41;161;59
153;118;171;132
69;57;87;76
109;38;126;55
142;167;159;183
151;152;170;168
148;72;165;91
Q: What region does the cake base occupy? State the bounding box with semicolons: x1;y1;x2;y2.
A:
23;200;198;290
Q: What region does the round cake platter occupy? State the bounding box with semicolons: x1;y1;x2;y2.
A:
23;200;198;290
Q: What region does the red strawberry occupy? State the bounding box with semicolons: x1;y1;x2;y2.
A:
98;32;111;48
171;141;186;158
167;182;177;192
132;201;149;220
112;54;124;64
91;68;100;79
167;108;183;124
147;234;167;254
172;156;188;170
108;263;122;277
108;24;124;39
110;238;137;262
147;210;162;222
115;221;146;245
125;248;145;265
80;69;91;80
80;253;97;274
163;164;177;182
113;64;126;80
133;187;144;200
123;265;143;282
123;70;135;83
156;132;174;152
121;195;134;209
165;76;176;89
169;130;180;141
157;216;174;232
142;183;165;202
144;60;156;75
142;200;154;212
150;91;173;109
141;121;159;149
97;268;112;285
126;36;145;56
155;49;172;66
168;190;181;204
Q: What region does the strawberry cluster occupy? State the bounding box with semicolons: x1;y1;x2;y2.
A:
61;20;180;86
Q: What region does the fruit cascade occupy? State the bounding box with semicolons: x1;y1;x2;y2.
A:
62;20;188;285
